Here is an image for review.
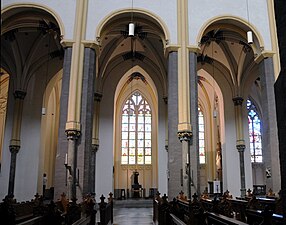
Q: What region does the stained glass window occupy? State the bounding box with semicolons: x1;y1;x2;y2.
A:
247;99;262;163
121;92;152;164
198;108;206;164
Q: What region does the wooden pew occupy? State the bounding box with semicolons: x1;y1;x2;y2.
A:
246;208;284;225
206;212;248;225
228;198;248;222
98;193;113;225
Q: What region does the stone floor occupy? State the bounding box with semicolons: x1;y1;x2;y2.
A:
113;207;153;225
113;199;153;225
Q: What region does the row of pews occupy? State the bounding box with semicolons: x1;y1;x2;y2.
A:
0;192;113;225
153;190;284;225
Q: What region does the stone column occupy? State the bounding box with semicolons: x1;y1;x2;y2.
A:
167;51;182;199
232;97;246;197
66;130;80;202
8;90;26;196
90;92;102;194
259;57;280;192
79;47;96;195
189;51;199;195
54;47;72;199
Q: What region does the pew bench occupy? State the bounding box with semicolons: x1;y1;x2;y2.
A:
14;202;34;224
246;209;284;225
206;212;248;225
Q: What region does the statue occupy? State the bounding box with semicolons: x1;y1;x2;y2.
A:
134;170;139;185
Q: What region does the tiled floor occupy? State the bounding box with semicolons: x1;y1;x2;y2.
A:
113;207;153;225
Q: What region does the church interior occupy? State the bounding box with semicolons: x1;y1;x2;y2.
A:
0;0;285;224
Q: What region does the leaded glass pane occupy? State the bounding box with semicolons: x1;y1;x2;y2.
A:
138;132;144;140
122;148;128;156
122;140;128;147
122;115;128;123
129;148;135;156
138;148;144;156
129;132;135;140
122;132;128;140
145;124;151;131
145;156;152;164
145;140;151;147
129;124;136;131
129;156;135;164
145;116;151;123
121;156;128;164
130;115;136;123
145;148;151;155
138;139;144;147
138;114;144;123
129;140;135;147
145;132;151;139
122;124;128;131
137;156;144;164
138;124;144;131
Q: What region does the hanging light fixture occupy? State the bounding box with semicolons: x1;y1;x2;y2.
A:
128;0;135;36
42;27;52;115
246;0;253;44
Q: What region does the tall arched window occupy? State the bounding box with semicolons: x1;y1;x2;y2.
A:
121;91;152;165
247;99;262;163
198;107;205;164
0;73;9;171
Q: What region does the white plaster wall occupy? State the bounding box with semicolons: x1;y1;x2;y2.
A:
96;92;114;202
2;0;272;48
157;99;168;195
0;75;44;201
223;98;241;197
2;0;76;39
87;0;176;43
0;89;14;199
188;0;272;49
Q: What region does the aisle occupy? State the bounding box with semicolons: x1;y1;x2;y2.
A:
113;207;153;225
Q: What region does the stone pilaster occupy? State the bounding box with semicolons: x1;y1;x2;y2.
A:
177;131;192;198
259;58;280;192
8;145;20;196
7;90;26;196
90;144;99;194
90;92;102;194
167;51;182;199
232;97;246;197
65;129;81;202
189;51;199;195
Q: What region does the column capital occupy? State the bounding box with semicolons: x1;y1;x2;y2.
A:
13;90;26;100
163;96;168;104
236;144;246;152
232;97;244;106
177;130;192;142
91;144;99;153
9;145;20;154
65;130;81;140
94;92;103;102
